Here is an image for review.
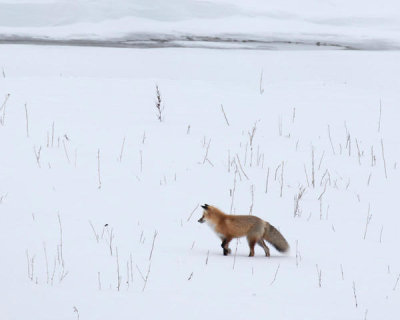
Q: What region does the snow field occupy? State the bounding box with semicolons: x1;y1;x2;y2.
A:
0;46;400;319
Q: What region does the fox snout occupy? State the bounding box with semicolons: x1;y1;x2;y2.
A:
198;216;205;223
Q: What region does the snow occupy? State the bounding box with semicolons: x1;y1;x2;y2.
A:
1;1;400;318
1;0;400;49
1;44;400;319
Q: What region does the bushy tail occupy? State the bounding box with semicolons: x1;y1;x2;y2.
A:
264;224;289;253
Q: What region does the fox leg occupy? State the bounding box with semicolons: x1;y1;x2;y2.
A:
221;237;232;256
257;239;270;257
247;237;257;257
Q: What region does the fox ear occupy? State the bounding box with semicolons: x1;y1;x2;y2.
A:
201;204;209;210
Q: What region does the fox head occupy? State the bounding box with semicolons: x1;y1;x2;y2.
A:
198;204;209;223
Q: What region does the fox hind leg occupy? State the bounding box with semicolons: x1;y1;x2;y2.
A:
257;239;270;257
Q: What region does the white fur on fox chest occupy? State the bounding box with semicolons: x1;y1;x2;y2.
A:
206;220;224;239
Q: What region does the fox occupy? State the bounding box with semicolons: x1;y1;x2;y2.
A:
198;204;289;257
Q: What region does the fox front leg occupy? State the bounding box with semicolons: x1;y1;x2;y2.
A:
221;238;232;256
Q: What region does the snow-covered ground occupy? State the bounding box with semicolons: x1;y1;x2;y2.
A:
1;0;400;49
1;44;400;319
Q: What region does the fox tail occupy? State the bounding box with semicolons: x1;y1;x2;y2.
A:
264;224;289;253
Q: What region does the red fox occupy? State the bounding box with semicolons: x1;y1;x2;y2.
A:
198;204;289;257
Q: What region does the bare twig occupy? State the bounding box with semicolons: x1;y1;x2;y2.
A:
235;154;249;180
249;184;254;215
43;243;49;284
363;204;372;240
355;139;362;165
232;239;239;270
230;167;238;214
155;85;164;122
352;281;358;307
135;264;146;281
51;122;55;147
34;146;42;168
311;147;315;188
316;264;322;287
318;151;325;170
24;103;29;137
73;306;80;320
202;138;212;165
116;247;121;291
270;264;281;285
89;221;99;243
292;107;296;123
63;140;70;164
304;164;310;187
318;180;328;201
98;272;101;290
57;213;64;267
119;136;126;162
142;262;152;292
149;230;158;261
294;186;306;217
393;273;400;291
187;204;199;222
265;167;270;194
381;139;387;179
220;104;230;126
328;125;336;155
259;69;264;94
0;94;10;126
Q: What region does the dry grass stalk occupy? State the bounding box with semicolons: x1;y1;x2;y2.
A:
249;184;254;215
363;204;372;240
116;247;121;291
0;93;10;126
270;264;281;285
316;264;322;287
24;103;29;137
155;85;164;122
381;139;387;179
119;136;126;162
63;140;70;164
311;147;315;188
34;146;42;168
220;104;230;126
294;186;306;217
235;154;249;180
328;125;336;155
353;281;358;307
265;167;270;193
149;230;158;261
259;70;264;94
187;204;199;222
